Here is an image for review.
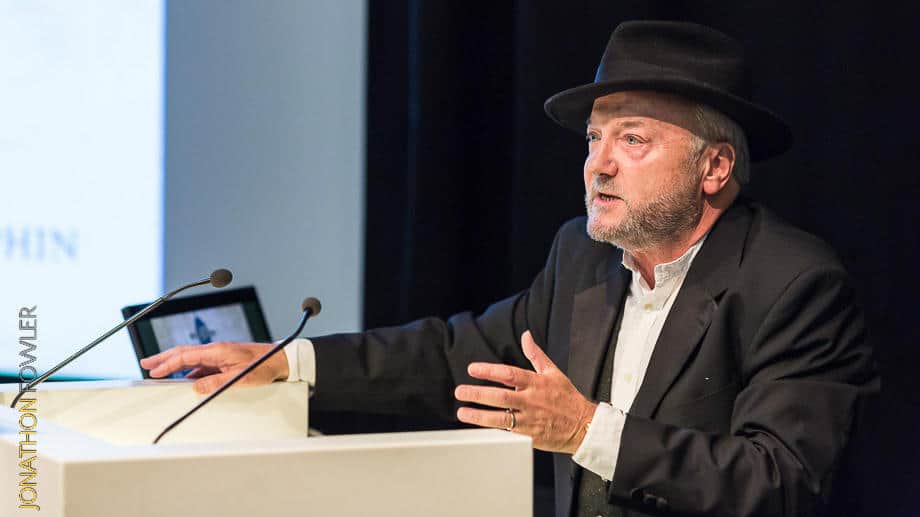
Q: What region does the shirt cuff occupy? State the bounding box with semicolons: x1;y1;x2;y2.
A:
571;402;626;482
283;338;316;385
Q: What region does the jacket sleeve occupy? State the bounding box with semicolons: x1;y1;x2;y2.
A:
607;264;879;516
307;223;570;421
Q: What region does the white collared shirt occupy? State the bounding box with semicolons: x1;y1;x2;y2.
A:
572;235;707;481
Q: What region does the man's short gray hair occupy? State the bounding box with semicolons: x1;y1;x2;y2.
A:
689;103;751;184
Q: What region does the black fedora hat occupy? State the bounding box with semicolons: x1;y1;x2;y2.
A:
544;20;792;161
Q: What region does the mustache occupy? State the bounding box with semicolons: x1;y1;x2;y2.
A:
587;177;625;200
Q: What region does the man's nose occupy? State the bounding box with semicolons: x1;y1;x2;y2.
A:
586;143;617;178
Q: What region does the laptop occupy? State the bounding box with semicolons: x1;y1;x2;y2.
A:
122;286;272;379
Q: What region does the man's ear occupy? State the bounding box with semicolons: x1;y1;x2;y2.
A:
701;142;736;195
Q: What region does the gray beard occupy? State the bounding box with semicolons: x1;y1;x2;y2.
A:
584;168;703;252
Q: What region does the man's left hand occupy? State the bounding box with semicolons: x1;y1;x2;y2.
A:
454;330;597;454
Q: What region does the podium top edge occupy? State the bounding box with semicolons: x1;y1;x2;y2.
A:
0;378;312;393
0;379;190;393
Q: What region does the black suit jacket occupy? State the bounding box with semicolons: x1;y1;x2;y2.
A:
309;198;878;516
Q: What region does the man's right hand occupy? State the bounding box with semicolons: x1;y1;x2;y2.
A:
139;342;289;394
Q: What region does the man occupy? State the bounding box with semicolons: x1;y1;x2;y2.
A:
142;21;878;516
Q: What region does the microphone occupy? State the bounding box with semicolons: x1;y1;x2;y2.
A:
153;297;321;444
9;269;234;409
209;268;233;288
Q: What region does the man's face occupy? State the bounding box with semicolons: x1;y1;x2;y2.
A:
583;90;707;251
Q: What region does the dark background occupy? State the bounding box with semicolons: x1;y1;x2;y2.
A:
311;1;920;516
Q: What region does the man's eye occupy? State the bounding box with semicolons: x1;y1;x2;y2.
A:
625;135;643;145
586;133;600;143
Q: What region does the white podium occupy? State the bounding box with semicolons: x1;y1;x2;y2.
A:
0;380;532;517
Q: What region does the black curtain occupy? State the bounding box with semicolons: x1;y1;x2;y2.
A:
317;2;920;516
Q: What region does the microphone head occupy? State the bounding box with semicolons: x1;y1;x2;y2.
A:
301;297;322;316
209;269;233;288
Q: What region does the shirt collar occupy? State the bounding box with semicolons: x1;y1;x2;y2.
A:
621;233;709;307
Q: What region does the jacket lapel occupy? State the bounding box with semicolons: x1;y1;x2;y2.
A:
566;256;631;487
628;201;751;419
567;262;631;398
628;284;717;418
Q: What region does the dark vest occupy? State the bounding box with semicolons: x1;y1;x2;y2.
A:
574;308;626;517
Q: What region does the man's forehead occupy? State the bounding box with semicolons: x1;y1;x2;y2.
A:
587;91;700;133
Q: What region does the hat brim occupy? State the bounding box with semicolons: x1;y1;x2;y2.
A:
544;77;792;162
